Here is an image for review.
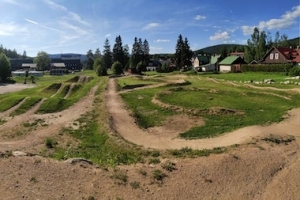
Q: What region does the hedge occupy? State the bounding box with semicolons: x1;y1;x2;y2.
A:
241;63;294;73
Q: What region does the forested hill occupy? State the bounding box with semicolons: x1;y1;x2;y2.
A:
194;44;245;55
194;37;300;55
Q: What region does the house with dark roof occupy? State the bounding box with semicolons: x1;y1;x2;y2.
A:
259;46;300;65
146;60;162;71
219;56;247;72
230;52;245;59
192;54;210;69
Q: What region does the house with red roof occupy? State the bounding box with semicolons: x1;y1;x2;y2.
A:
259;46;300;65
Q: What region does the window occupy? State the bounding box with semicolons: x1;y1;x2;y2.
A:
270;53;274;60
275;53;279;59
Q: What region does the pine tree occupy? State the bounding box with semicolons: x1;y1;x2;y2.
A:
86;49;94;70
102;38;112;70
143;39;150;64
94;48;101;59
175;34;184;69
131;37;139;68
174;34;193;69
113;35;125;66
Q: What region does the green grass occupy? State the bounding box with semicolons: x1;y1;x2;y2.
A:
119;74;300;139
201;72;288;82
120;88;175;128
10;96;42;116
117;76;159;90
0;95;26;112
41;83;62;97
37;77;96;113
51;111;144;166
169;146;227;157
47;78;145;166
55;84;70;98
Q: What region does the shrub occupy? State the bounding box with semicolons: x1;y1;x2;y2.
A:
45;137;54;148
112;61;123;75
97;64;107;76
288;66;300;76
152;169;167;181
241;63;294;73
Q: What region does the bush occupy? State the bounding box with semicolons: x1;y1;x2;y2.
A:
112;61;123;75
241;63;294;73
97;65;107;76
288;66;300;76
0;53;11;82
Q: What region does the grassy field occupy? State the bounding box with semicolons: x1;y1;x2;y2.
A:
0;70;97;114
119;72;300;139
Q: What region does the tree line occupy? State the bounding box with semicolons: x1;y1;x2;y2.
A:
87;34;193;75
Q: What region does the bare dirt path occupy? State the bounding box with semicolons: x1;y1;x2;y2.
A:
106;77;300;150
0;83;35;94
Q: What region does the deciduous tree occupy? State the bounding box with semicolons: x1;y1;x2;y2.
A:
0;52;11;82
34;51;50;71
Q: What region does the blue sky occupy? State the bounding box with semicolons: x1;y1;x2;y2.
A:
0;0;299;57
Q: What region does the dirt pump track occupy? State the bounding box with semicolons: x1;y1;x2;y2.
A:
1;76;300;199
106;77;300;150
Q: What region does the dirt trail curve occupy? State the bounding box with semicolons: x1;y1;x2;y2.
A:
106;77;300;150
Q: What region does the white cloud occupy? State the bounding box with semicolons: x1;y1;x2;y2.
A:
241;25;255;35
44;0;90;26
25;18;62;33
154;39;170;43
105;34;111;38
58;21;89;43
242;5;300;35
142;22;160;30
194;15;206;20
209;31;230;41
0;22;27;36
25;18;38;25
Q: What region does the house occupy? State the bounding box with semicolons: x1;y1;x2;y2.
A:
193;54;210;68
259;46;300;65
21;63;37;71
50;63;66;75
219;56;247;72
230;52;245;59
146;60;162;71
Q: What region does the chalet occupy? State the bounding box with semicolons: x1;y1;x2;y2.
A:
219;56;247;72
50;63;66;75
259;46;300;65
193;54;210;69
196;55;221;72
21;63;37;71
146;60;162;71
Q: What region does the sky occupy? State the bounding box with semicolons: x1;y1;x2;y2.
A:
0;0;299;57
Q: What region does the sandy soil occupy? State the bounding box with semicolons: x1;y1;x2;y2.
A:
0;83;36;94
1;75;300;199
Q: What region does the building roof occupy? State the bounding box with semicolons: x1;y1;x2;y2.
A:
210;55;220;64
260;46;300;63
51;63;66;68
230;52;245;57
219;56;240;65
22;63;37;68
